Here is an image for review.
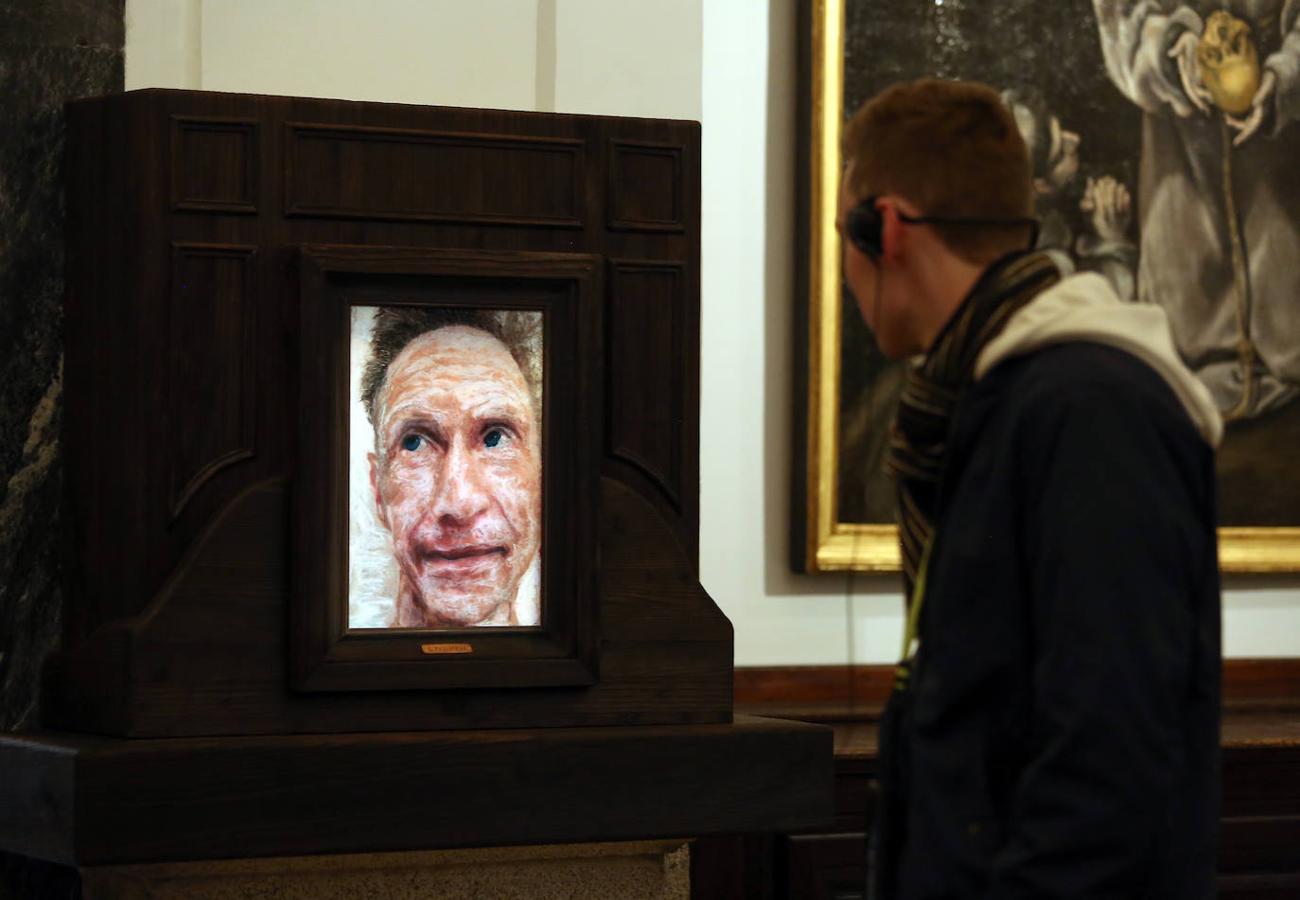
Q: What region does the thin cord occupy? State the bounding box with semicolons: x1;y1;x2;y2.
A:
845;524;861;714
846;264;886;713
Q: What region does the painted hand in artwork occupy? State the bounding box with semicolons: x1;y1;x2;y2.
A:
1080;175;1132;244
1226;69;1278;146
1168;31;1214;116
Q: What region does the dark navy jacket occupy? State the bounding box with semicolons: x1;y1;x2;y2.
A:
874;342;1222;899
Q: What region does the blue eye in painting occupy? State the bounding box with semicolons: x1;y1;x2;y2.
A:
400;434;423;452
483;428;504;449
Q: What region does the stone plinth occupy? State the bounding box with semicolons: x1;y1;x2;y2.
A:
79;842;690;900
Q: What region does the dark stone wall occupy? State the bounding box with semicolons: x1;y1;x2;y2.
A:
1;1;121;894
0;0;122;731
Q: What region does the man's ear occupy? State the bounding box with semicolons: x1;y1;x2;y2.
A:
1034;176;1051;195
877;199;906;264
369;452;388;530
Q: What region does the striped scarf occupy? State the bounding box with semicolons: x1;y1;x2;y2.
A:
886;251;1061;600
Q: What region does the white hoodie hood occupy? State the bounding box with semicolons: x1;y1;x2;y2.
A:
975;272;1224;448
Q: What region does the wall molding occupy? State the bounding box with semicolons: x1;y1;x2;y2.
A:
735;659;1300;717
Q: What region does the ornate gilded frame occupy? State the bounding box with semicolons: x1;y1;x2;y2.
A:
797;0;1300;574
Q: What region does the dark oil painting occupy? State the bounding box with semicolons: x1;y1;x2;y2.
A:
836;0;1300;530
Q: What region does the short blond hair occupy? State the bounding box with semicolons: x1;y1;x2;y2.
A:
842;79;1035;264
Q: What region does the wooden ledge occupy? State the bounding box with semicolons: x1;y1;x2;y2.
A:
0;716;833;867
736;659;1300;725
734;664;1300;775
818;710;1300;765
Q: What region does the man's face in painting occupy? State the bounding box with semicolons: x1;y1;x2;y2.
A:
1039;115;1080;194
369;325;541;627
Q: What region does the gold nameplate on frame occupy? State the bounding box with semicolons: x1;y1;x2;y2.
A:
420;643;475;655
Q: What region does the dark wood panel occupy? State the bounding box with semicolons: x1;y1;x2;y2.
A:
691;835;776;900
782;833;867;900
1218;873;1300;898
608;140;684;232
285;122;584;226
168;243;258;518
0;736;76;864
1222;658;1300;708
43;478;733;736
599;480;732;643
64;93;156;638
1219;815;1300;874
1222;746;1300;819
170;116;258;214
55;89;714;737
0;716;833;867
607;260;686;514
735;665;892;708
711;667;1300;899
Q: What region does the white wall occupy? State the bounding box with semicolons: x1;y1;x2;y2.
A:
125;0;700;118
698;0;905;665
1223;578;1300;655
124;0;1300;664
124;0;202;90
551;0;701;120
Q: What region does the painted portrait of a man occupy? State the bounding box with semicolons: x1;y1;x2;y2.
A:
348;306;543;629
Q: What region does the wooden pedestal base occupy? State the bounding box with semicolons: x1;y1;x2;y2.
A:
0;716;832;868
77;841;692;900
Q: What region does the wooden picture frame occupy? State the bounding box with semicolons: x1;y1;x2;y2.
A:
294;246;602;691
794;0;1300;574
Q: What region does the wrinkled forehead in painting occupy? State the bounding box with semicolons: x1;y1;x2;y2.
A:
372;325;535;452
361;306;543;434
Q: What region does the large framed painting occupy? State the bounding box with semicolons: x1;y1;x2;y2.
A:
294;246;601;691
795;0;1300;573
